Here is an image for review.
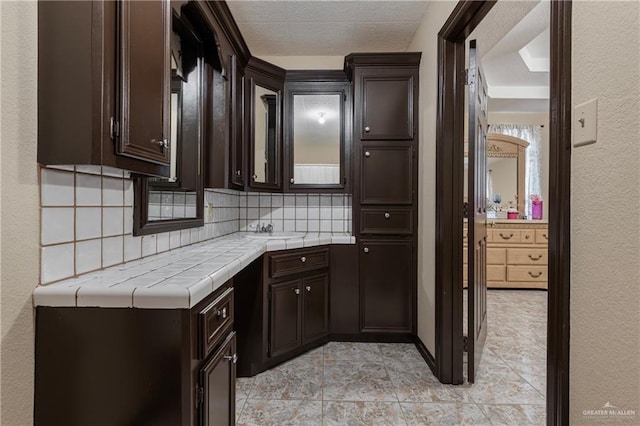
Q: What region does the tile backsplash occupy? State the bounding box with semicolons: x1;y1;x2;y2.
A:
40;165;352;285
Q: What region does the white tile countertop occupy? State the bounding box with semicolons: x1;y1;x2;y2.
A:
33;232;355;309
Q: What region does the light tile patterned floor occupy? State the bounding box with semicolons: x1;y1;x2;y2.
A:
236;290;547;425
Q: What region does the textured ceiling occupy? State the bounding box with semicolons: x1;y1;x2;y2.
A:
226;1;430;55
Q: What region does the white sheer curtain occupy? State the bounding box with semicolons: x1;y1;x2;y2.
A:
488;124;543;217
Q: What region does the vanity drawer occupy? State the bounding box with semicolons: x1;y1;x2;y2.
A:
521;229;535;244
507;266;547;282
269;247;329;279
198;287;234;359
360;208;413;235
487;248;506;265
493;229;521;243
536;229;549;244
507;248;547;265
488;265;506;282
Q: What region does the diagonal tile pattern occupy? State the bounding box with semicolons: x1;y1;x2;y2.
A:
236;290;547;425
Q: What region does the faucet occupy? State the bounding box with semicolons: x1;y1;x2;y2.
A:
255;223;273;234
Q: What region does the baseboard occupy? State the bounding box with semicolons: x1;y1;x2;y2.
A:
414;335;437;377
329;333;415;343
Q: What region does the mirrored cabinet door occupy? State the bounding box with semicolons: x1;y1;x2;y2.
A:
284;80;350;192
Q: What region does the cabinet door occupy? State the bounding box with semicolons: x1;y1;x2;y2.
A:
199;332;236;426
361;145;413;204
229;55;245;189
358;70;415;140
269;280;302;357
302;273;329;343
360;239;413;332
117;0;171;165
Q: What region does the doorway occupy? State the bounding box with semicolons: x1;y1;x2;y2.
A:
434;1;571;425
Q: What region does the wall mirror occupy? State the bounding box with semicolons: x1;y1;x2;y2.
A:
284;79;349;191
464;133;529;217
134;5;222;235
252;85;278;185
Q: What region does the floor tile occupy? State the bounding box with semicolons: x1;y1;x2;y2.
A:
478;403;546;425
322;401;407;426
378;343;425;365
236;377;255;400
238;399;322;426
250;355;323;400
467;363;545;405
400;402;490;425
387;361;474;403
323;360;397;401
323;342;383;362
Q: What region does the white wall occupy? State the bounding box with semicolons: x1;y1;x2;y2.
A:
408;0;458;354
571;1;640;421
0;2;39;424
257;55;343;70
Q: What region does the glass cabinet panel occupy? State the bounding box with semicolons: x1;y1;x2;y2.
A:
253;85;279;184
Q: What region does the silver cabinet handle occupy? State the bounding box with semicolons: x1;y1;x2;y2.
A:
290;178;295;184
224;353;238;364
364;126;371;132
217;307;227;319
236;170;241;176
306;286;311;292
384;213;390;219
151;139;169;149
252;174;257;180
364;151;371;157
294;288;300;295
363;247;369;253
300;256;306;263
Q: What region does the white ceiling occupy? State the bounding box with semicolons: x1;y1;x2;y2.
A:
226;1;430;56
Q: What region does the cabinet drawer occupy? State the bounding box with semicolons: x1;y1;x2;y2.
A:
536;229;549;244
360;208;413;235
493;229;521;243
507;266;547;282
487;248;506;265
521;229;535;244
198;287;234;360
269;248;329;279
507;248;547;265
488;265;505;282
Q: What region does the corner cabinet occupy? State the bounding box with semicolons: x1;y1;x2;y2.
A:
38;0;172;176
34;282;237;426
346;53;421;340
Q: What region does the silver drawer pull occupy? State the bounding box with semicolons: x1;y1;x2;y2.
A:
151;139;169;149
306;286;311;292
290;178;295;184
252;174;258;180
363;247;369;253
364;151;371;157
224;353;238;364
216;307;227;319
528;271;543;278
528;254;543;261
300;256;306;263
364;126;371;132
236;170;241;176
499;233;514;240
294;288;300;295
384;213;390;219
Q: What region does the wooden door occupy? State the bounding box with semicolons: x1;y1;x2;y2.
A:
360;145;413;204
359;70;415;140
117;0;171;165
467;39;488;383
229;55;245;189
199;332;236;426
360;239;413;333
302;273;329;343
269;280;302;357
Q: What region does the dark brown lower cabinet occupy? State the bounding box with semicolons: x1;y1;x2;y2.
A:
302;274;329;343
360;239;414;333
200;332;236;426
34;281;236;426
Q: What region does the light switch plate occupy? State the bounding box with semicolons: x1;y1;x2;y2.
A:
574;98;598;147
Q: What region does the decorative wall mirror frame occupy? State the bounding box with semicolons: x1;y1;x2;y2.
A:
283;73;351;192
465;133;529;216
134;4;223;235
245;57;286;191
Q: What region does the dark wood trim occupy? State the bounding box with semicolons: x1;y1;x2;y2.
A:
435;0;572;422
245;56;287;81
205;1;251;67
414;335;438;378
285;70;348;83
547;1;572;424
343;52;422;80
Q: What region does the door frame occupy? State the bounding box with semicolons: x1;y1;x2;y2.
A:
434;1;571;425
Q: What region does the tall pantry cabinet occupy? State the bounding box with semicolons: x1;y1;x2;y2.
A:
345;53;421;338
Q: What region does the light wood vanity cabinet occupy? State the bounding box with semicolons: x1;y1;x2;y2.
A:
465;221;548;289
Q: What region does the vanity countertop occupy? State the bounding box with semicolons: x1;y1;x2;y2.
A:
33;232;355;309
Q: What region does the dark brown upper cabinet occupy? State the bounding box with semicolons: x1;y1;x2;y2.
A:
229;55;246;190
245;58;286;192
283;72;351;193
38;0;170;177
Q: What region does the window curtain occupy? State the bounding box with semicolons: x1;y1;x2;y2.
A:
488;124;543;217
